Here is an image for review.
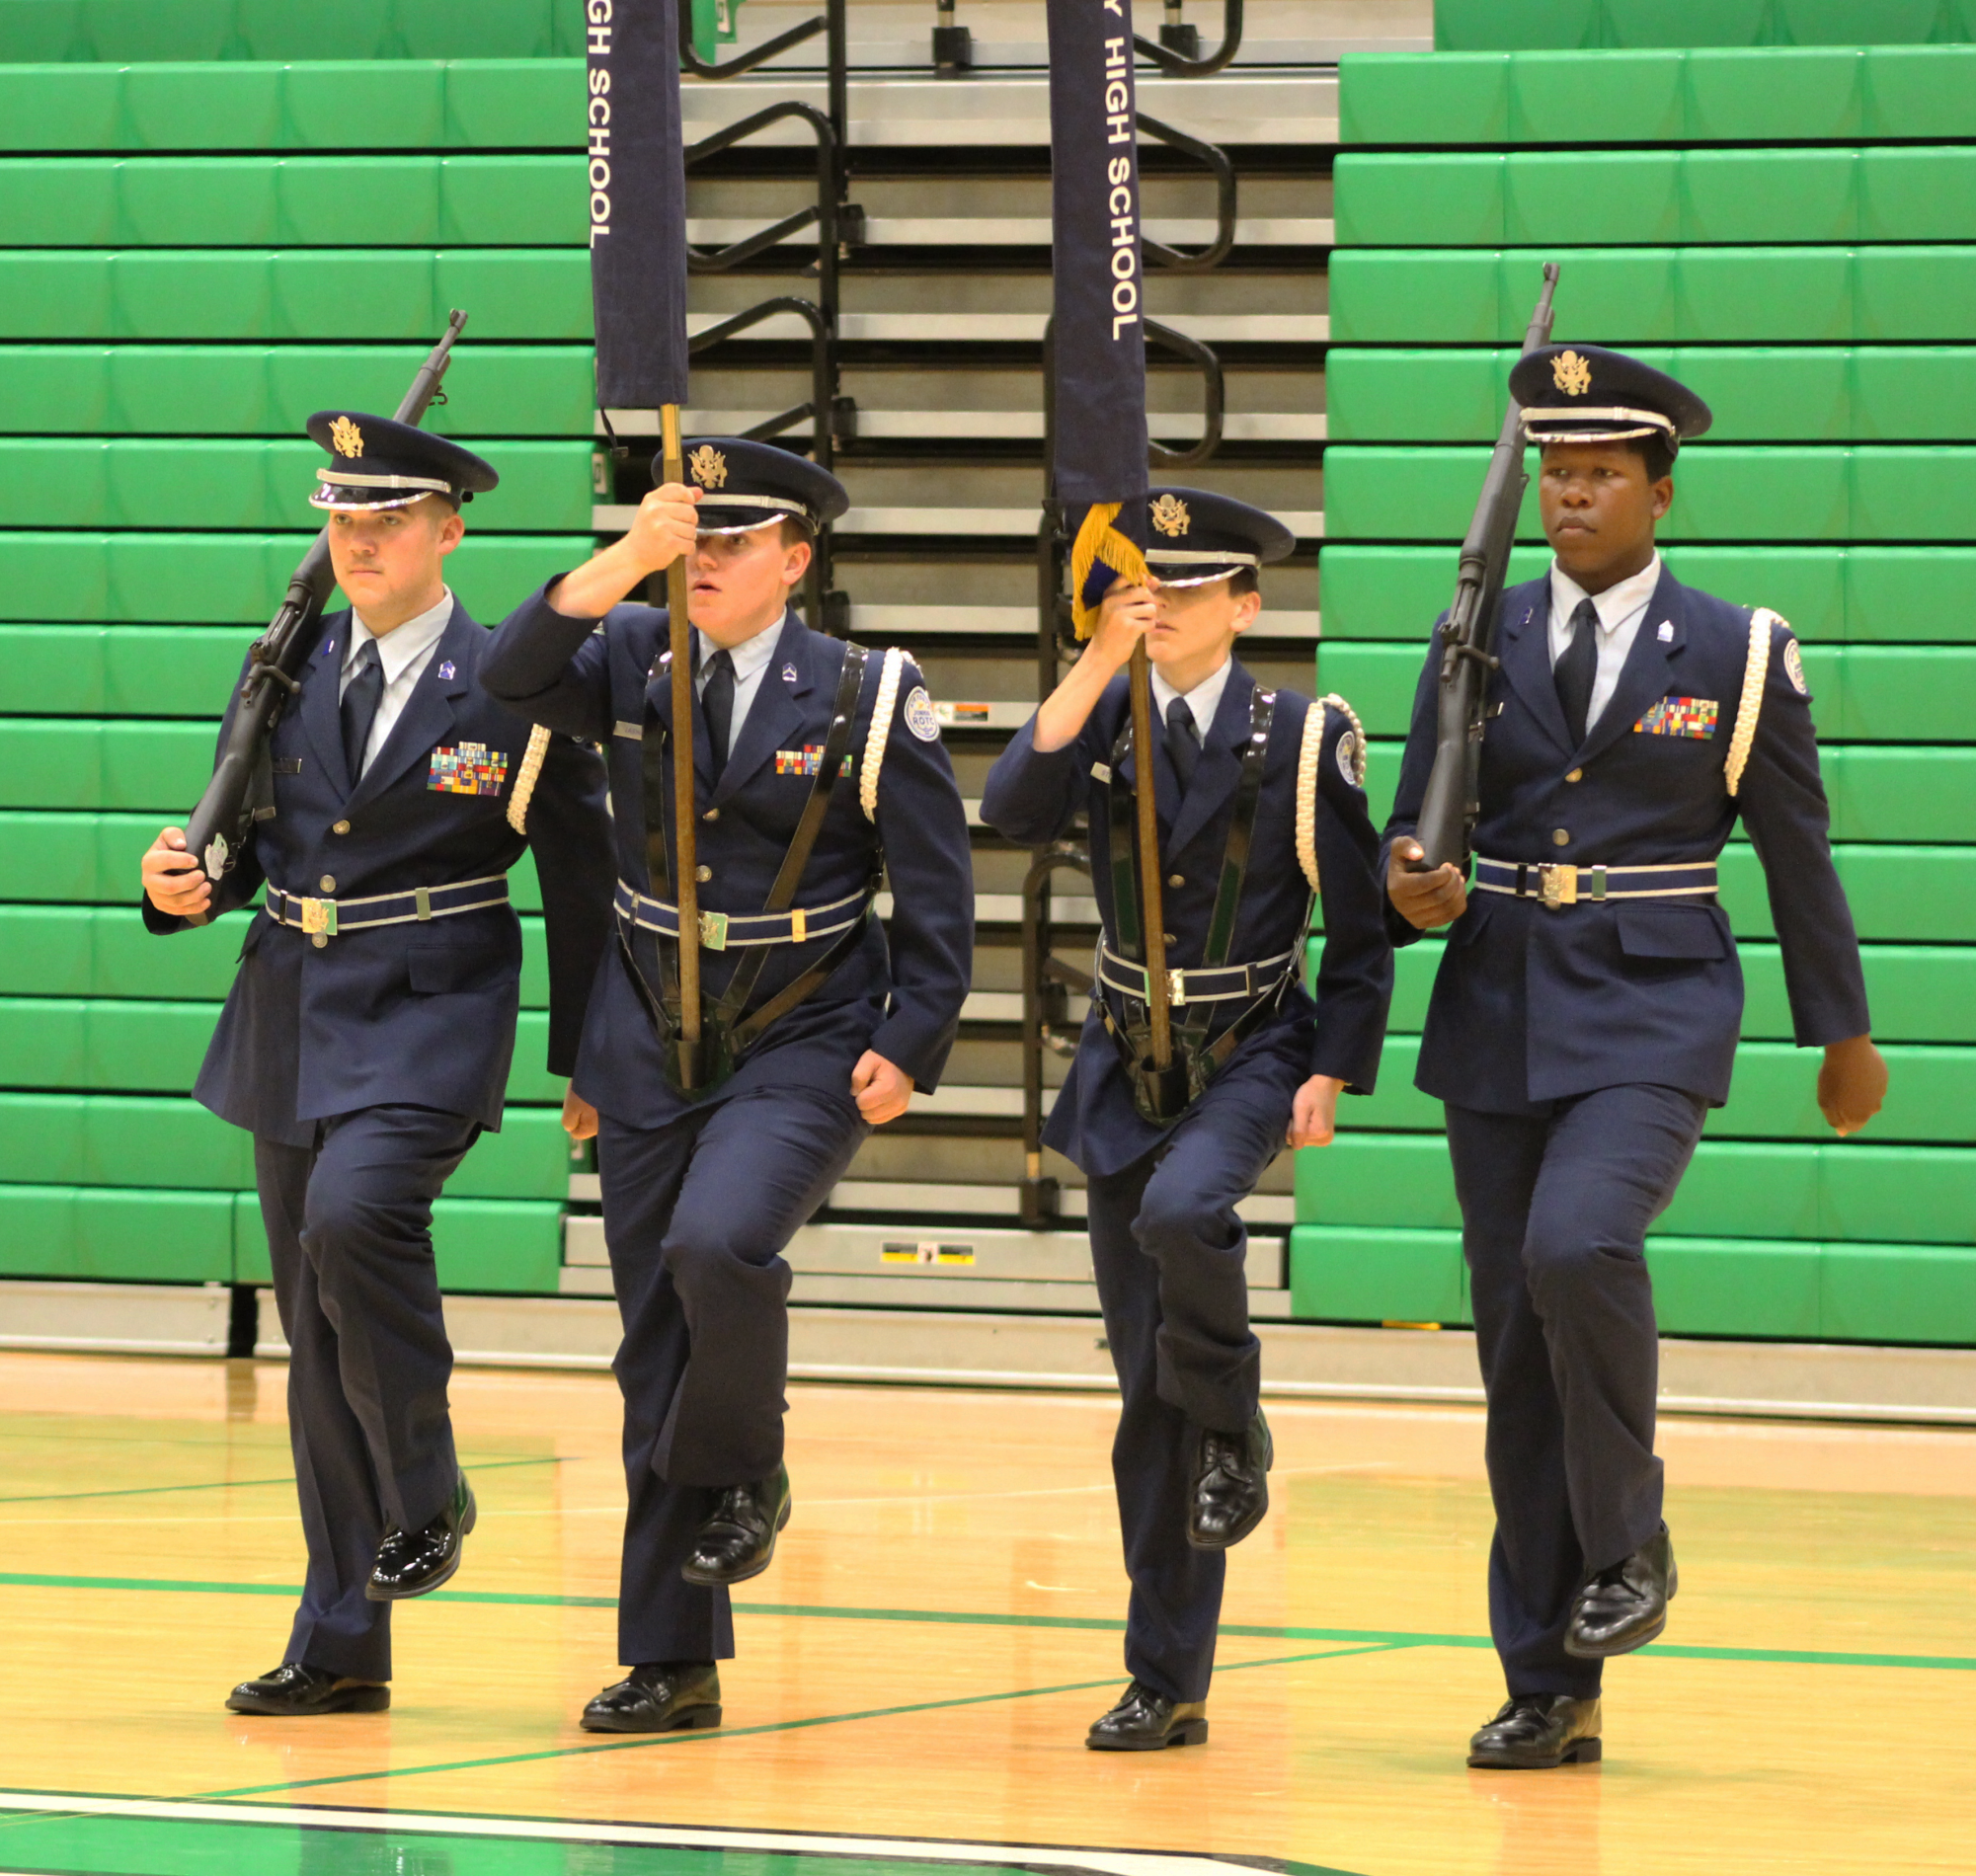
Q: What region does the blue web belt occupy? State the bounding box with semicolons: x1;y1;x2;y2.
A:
1472;857;1718;910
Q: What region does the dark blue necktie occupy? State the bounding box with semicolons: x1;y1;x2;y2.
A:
1164;694;1201;790
1554;596;1600;745
340;638;383;782
700;647;736;782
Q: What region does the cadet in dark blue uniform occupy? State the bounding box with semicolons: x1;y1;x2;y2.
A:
982;491;1392;1750
1383;349;1889;1769
141;415;613;1715
482;439;974;1736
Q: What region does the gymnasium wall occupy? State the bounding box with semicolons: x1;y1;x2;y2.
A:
1297;34;1976;1343
0;4;600;1295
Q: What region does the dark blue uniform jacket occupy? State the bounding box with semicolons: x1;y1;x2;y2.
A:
145;599;614;1146
983;663;1393;1179
1382;567;1871;1114
481;586;975;1130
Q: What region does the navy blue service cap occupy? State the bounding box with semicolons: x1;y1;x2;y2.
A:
1510;345;1712;450
668;435;849;534
1142;487;1297;588
306;412;499;511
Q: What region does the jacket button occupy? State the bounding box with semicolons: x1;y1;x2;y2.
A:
310;933;328;950
319;875;336;892
1167;874;1184;889
1162;932;1176;947
695;865;713;883
1564;769;1583;784
703;808;719;822
1551;828;1570;847
332;819;351;834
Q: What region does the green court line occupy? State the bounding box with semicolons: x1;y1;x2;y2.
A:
0;1454;564;1508
3;1568;1972;1675
198;1645;1403;1801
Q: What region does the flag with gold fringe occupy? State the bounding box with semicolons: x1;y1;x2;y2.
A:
1047;0;1149;638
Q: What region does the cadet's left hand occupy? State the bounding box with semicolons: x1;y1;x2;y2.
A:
851;1051;912;1126
1818;1034;1888;1137
1288;1074;1345;1149
562;1088;598;1140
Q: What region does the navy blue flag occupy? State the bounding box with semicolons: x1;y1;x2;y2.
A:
588;0;690;411
1048;0;1150;637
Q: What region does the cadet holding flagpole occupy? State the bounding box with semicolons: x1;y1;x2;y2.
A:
983;0;1393;1751
484;0;974;1734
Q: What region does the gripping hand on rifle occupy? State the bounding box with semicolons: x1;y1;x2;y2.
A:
1386;837;1468;932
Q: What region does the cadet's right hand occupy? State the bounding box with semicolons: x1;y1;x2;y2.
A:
1387;837;1468;931
143;827;211;918
623;482;701;576
1084;578;1160;676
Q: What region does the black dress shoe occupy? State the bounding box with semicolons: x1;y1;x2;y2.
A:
366;1472;477;1602
581;1660;723;1734
1467;1694;1602;1769
1186;1409;1272;1549
1564;1523;1678;1658
1086;1680;1209;1751
680;1462;791;1586
225;1661;390;1717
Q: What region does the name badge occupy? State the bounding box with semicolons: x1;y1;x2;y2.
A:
1633;697;1718;740
429;742;510;795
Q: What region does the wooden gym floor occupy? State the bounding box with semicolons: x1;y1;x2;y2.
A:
1;1351;1972;1876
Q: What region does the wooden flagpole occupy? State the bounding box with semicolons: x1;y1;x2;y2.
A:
1128;637;1171;1068
661;404;701;1078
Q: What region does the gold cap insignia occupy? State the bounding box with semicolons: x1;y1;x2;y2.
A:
1149;493;1190;538
688;444;728;490
329;415;364;458
1552;351;1593;398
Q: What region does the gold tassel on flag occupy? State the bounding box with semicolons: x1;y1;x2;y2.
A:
1070;501;1151;640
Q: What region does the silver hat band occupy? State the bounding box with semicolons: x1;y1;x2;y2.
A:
308;487;433;512
692;492;806;514
1146;547;1262;567
1521;405;1678;436
314;467;455;493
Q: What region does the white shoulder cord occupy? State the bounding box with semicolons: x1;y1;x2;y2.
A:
859;646;907;822
1295;698;1325;895
1725;608;1780;798
506;723;553;834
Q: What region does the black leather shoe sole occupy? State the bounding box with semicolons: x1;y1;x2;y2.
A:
1563;1604;1668;1659
1467;1733;1601;1770
581;1699;723;1735
226;1682;390;1717
1087;1715;1209;1752
679;1494;792;1587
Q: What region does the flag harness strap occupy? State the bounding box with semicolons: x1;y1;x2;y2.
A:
622;642;877;1095
1098;685;1304;1124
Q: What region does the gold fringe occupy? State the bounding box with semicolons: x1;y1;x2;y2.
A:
1069;501;1150;640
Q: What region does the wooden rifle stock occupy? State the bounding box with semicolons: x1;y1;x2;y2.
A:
1411;266;1559;874
183;310;471;881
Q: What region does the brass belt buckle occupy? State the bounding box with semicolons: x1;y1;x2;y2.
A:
298;896;336;936
699;909;729;951
1538;863;1577;910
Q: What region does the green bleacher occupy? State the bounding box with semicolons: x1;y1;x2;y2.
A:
0;22;596;1297
1307;30;1976;1344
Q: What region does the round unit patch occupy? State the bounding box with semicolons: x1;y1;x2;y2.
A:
1335;728;1360;785
904;685;941;742
1783;637;1809;696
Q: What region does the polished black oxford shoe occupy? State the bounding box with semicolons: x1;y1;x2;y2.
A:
1086;1680;1209;1751
225;1661;390;1717
1185;1409;1272;1549
680;1462;791;1586
1466;1694;1602;1769
1564;1523;1677;1658
581;1660;723;1734
366;1472;476;1602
